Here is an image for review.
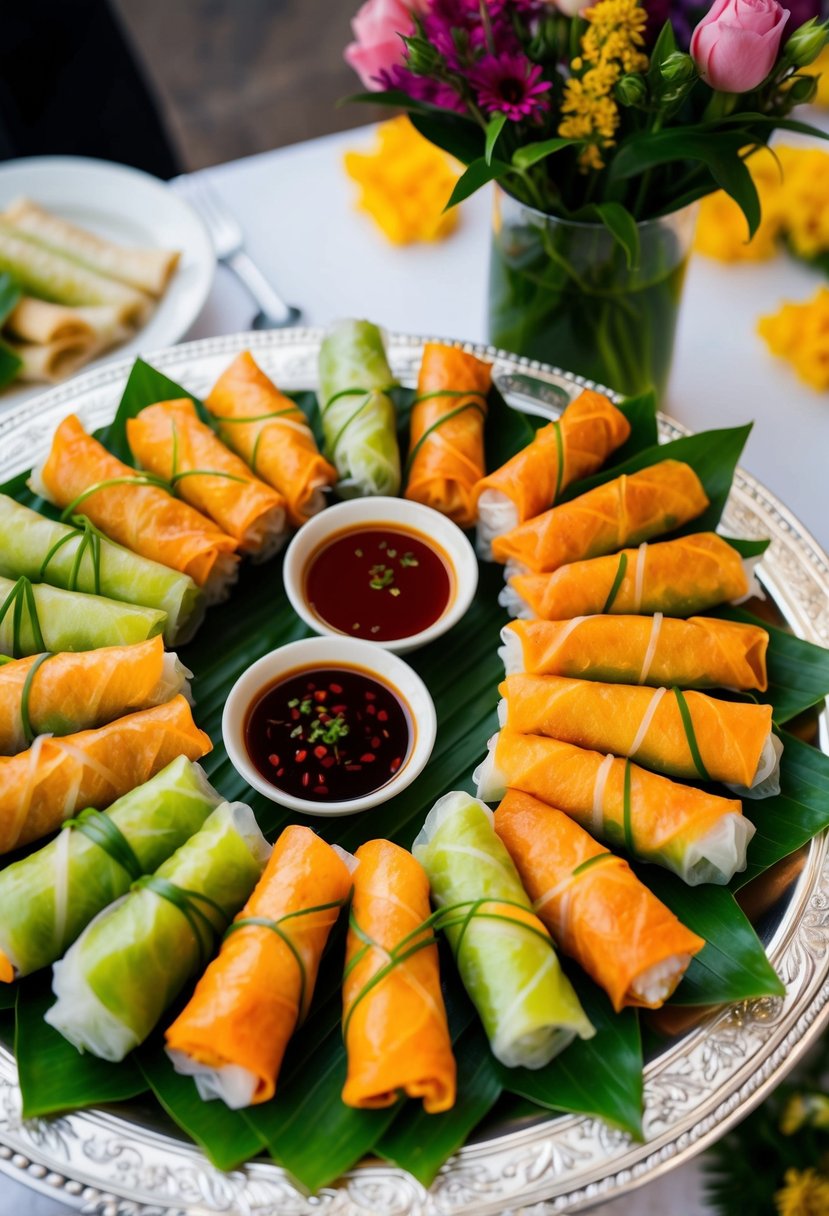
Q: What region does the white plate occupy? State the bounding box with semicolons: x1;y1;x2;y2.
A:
0;155;215;402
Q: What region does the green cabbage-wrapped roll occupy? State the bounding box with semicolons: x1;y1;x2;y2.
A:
0;496;204;646
0;757;221;982
317;319;401;496
0;575;165;656
46;801;270;1061
413;791;594;1069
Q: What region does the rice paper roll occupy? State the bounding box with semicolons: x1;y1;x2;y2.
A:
502;533;750;620
0;695;211;854
499;673;780;795
491;460;709;574
0;636;190;755
126;398;287;561
0;757;222;982
206;351;336;527
0;575;166;656
341;838;455;1111
6;334;102;384
475;390;631;559
494;790;705;1011
499;615;769;692
318;319;401;497
166;825;352;1109
46;802;270;1061
475;730;753;886
413;793;593;1069
30;414;239;603
0;496;204;646
5;298;134;346
404;342;491;528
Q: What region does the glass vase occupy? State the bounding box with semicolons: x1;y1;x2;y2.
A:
487;186;698;399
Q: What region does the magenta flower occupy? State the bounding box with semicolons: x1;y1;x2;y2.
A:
377;64;468;111
469;53;551;120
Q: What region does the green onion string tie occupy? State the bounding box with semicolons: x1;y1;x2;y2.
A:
622;758;635;854
132;875;228;967
39;515;109;594
63;808;143;882
321;385;397;460
0;577;46;657
224;896;349;1023
19;651;53;744
552;419;565;503
602;551;628;613
60;475;170;520
166;417;248;491
570;852;619;879
342;897;551;1042
403;392;488;480
672;687;711;781
211;406;303;425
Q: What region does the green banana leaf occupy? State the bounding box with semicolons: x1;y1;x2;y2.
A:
718;606;829;725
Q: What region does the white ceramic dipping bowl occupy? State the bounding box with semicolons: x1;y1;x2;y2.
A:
222;635;437;817
282;497;479;655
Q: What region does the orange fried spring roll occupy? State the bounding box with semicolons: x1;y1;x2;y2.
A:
494;790;705;1010
0;636;189;755
206;351;337;526
504;533;749;619
474;390;630;556
165;825;351;1108
0;695;211;854
127;399;287;560
500;616;769;692
342;839;456;1112
31;415;238;602
491;459;709;574
404;342;491;528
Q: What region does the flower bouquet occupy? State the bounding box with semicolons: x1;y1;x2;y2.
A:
344;0;829;396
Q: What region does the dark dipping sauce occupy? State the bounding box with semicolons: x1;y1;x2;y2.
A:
244;665;412;803
304;525;453;642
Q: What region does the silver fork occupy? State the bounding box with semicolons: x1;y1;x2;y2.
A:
175;175;301;329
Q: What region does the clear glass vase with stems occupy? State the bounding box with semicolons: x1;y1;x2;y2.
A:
487;185;698;399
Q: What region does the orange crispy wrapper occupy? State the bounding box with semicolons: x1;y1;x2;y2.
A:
165;825;351;1107
404;342;491;528
494;790;704;1011
206;351;336;527
33;414;238;593
127;398;286;557
342;839;456;1112
491;459;709;574
0;695;211;854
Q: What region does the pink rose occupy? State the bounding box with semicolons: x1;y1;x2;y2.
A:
344;0;421;91
691;0;789;93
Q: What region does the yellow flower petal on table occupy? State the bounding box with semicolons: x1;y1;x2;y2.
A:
343;116;460;245
758;288;829;392
775;1167;829;1216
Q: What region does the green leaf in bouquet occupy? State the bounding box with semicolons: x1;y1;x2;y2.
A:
444;157;511;211
15;987;148;1117
512;137;575;170
485;113;508;166
717;606;829;725
642;875;785;1006
0;983;17;1010
649;19;677;72
572;202;641;270
499;970;643;1138
410;111;486;167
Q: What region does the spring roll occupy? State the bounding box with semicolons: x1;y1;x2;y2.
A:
127;398;287;561
5;334;101;384
0;496;204;646
0;575;166;656
413;793;593;1069
499;616;769;692
0;757;222;982
5;198;180;297
0;695;211;855
404;343;491;528
166;826;352;1109
318;319;401;497
475;391;631;558
491;460;709;575
501;533;751;619
494;790;705;1011
474;731;754;885
5;298;134;346
342;838;456;1111
46;802;270;1062
205;351;336;527
0;637;190;755
30;414;239;604
499;673;780;795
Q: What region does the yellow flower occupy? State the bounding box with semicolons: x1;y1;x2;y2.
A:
803;45;829;108
758;287;829;392
343;116;460;246
781;1093;829;1137
775;1167;829;1216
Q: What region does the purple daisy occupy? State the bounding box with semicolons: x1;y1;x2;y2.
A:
469;53;551;121
376;64;468;113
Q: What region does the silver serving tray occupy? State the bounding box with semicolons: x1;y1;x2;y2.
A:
0;328;827;1216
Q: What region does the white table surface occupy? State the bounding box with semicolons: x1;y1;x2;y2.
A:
4;118;828;1216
